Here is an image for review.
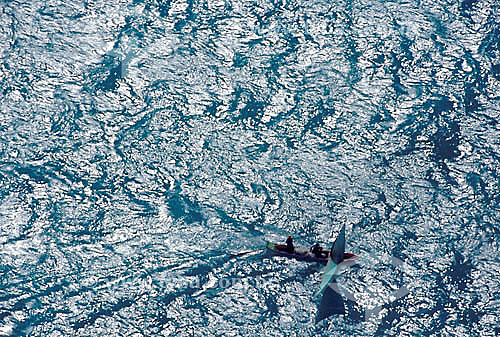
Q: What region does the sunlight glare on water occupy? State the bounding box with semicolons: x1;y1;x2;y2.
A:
0;0;499;336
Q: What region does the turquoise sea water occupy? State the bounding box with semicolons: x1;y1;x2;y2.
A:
0;0;499;336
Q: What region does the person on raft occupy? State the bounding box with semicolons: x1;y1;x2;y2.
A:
286;235;294;253
310;243;322;257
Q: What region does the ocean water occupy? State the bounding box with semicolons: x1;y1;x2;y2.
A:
0;0;499;336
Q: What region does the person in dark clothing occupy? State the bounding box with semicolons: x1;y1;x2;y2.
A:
311;243;322;258
286;235;294;253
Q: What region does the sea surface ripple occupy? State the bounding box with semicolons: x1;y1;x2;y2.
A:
0;0;499;336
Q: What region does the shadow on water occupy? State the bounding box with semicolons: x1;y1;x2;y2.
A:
0;0;499;335
421;247;482;335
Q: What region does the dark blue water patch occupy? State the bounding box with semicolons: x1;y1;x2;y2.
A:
391;229;418;262
121;14;146;41
431;121;460;161
390;97;454;157
243;37;265;50
11;307;71;337
427;96;454;119
99;63;122;92
182;262;213;279
262;291;279;316
465;172;489;201
253;5;279;30
148;0;171;18
58;210;108;245
227;87;266;126
244;142;270;160
428;251;483;333
492;64;500;80
399;34;415;63
213;207;262;235
301;100;336;137
154;284;209;326
123;110;156;141
479;24;500;58
238;100;266;126
421;260;481;336
444;251;474;292
174;0;196;31
73;297;135;331
392;72;408;96
370;109;395;128
0;310;10;322
285;136;297;149
250;183;275;205
227;87;245;115
460;0;480;19
464;83;481;114
372;295;410;336
89;164;117;201
388;52;409;96
460;0;479;12
13;165;53;185
167;193;185;219
390;97;463;177
232;52;248;68
373;53;384;65
121;177;158;217
85;55;122;93
268;33;301;77
351;210;383;231
49;103;82;135
343;299;364;324
204;100;221;118
166;192;203;224
456;297;482;329
431;119;461;161
430;16;448;40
